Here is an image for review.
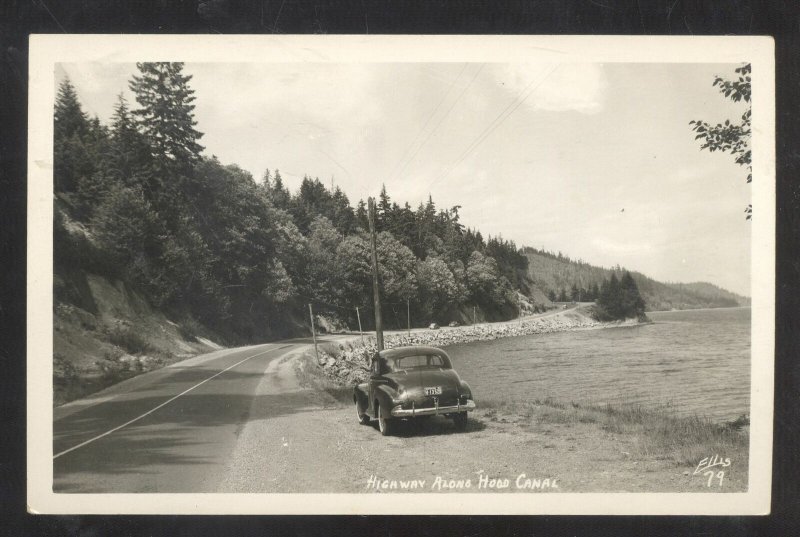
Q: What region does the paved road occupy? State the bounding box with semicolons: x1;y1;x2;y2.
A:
53;307;589;493
53;339;323;493
52;310;738;495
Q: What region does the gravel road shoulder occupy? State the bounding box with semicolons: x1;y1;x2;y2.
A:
219;349;748;494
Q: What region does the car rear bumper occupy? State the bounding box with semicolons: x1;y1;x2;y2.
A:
391;399;475;417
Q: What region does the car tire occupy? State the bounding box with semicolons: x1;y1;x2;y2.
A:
355;398;370;425
376;403;395;436
452;412;468;432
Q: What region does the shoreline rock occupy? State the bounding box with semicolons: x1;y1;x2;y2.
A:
317;310;643;385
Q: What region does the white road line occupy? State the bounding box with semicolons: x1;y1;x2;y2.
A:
53;344;292;459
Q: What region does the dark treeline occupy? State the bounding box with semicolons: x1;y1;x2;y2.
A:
546;282;601;303
594;272;647;321
542;269;647;321
54;62;532;344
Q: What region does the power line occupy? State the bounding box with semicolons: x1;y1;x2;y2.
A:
428;64;556;189
385;63;468;184
388;63;486;185
427;64;559;190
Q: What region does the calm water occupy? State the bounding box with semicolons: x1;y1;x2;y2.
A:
445;308;751;422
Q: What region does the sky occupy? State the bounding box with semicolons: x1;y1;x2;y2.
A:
56;61;752;296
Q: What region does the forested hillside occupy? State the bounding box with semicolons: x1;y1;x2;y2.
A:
54;61;749;349
54;62;533;347
523;248;750;311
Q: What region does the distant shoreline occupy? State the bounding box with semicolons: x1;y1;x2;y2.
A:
316;305;644;385
646;305;751;314
317;304;749;387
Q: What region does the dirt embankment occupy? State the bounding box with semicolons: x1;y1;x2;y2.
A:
54;272;224;405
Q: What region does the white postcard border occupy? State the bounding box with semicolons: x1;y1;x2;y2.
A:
27;34;775;515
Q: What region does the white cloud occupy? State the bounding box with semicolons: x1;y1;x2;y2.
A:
495;63;607;114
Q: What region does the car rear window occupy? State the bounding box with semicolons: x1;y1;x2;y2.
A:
394;354;448;370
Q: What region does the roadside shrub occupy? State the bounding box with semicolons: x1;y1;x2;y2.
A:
319;341;345;357
96;353;134;385
53;353;79;387
589;304;615;322
106;325;153;355
177;315;203;342
725;414;750;431
54;205;122;281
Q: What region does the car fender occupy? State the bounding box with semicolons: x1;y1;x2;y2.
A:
353;383;369;406
459;380;472;397
374;384;398;418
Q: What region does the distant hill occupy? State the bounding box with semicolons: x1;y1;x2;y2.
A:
522;247;750;312
664;281;751;308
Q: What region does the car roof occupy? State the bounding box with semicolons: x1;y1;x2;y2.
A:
379;345;448;360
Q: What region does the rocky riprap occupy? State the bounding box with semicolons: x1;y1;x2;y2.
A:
316;312;608;385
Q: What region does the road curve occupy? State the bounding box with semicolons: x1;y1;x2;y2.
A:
53;339;319;493
52;325;745;494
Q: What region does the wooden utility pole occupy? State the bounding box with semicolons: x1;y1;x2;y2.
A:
356;306;364;343
473;306;477;325
308;303;319;362
367;197;384;350
407;299;411;335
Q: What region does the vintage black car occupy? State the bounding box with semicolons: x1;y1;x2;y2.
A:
353;345;476;436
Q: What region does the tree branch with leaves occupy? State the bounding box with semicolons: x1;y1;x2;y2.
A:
689;63;752;219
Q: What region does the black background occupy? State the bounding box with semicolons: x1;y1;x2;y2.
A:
2;1;798;535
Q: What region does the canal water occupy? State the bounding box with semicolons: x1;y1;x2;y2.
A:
445;308;751;422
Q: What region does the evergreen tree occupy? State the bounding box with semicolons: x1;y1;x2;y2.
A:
606;273;621;317
54;77;89;140
291;175;329;233
594;272;646;321
54;77;93;193
620;271;646;319
267;170;291;210
129;62;204;167
330;186;356;234
377;184;393;231
111;94;136;146
355;199;369;230
70;115;113;219
391;202;417;252
590;282;600;301
570;283;580;302
109;93;150;184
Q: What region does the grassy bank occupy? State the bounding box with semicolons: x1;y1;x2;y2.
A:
292;345;749;485
480;397;749;468
292;345;749;490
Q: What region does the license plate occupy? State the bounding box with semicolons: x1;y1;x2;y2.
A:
424;386;442;396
